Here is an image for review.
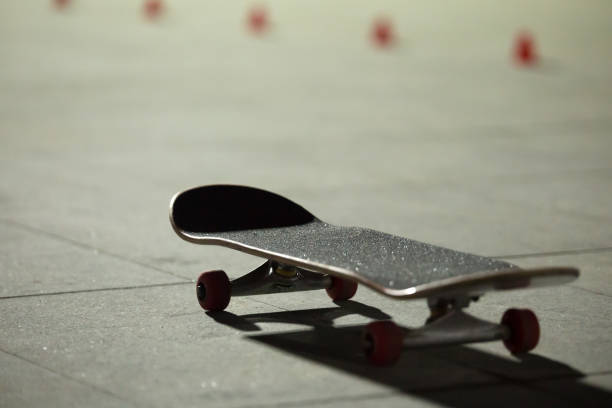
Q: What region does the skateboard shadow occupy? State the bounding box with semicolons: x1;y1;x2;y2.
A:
204;302;612;405
244;324;612;406
205;300;391;332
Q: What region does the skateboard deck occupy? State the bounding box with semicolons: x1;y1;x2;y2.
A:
170;185;578;299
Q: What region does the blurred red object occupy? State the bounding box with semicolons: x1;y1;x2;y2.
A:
143;0;163;20
372;17;394;47
53;0;70;9
247;6;268;34
513;31;537;66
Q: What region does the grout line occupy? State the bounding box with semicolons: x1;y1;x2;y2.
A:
0;218;188;280
2;220;611;306
245;297;293;312
3;218;611;267
443;358;612;401
493;246;612;260
0;281;191;300
517;371;612;404
530;370;612;381
0;347;140;407
569;285;612;299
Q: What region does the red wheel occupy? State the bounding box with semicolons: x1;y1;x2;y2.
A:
196;270;231;311
501;308;540;354
325;276;358;301
363;321;404;365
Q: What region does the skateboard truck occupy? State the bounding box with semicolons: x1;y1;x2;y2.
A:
363;295;540;365
197;266;538;366
195;261;358;311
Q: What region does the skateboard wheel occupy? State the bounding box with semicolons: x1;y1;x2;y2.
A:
325;276;358;301
196;270;231;311
363;321;404;366
501;308;540;354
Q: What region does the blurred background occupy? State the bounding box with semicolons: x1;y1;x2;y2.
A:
2;1;611;259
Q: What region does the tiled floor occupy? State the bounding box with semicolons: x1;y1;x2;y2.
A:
1;1;611;406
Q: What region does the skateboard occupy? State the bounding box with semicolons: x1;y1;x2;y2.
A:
170;184;579;365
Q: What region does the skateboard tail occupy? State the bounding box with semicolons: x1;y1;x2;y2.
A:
170;185;317;235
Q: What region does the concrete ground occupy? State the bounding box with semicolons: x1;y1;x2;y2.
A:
1;1;612;407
